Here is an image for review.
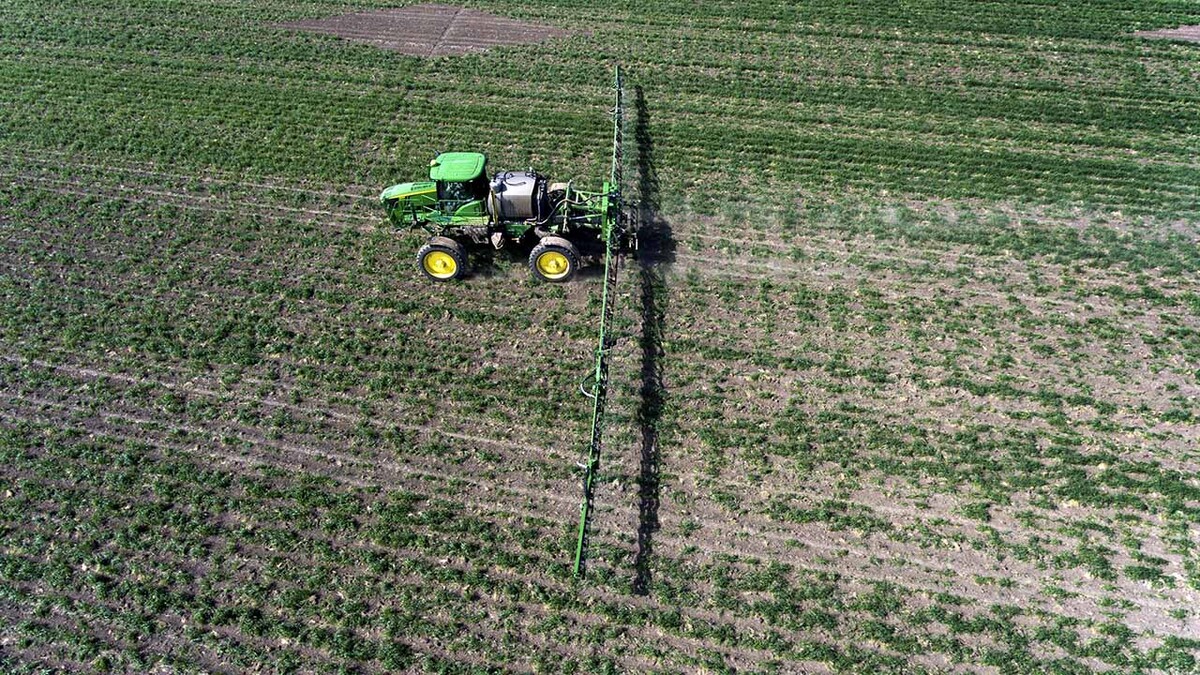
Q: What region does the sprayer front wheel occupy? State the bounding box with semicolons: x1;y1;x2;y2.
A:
529;236;580;283
417;237;467;281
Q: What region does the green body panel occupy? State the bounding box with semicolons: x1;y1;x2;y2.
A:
381;177;613;239
451;199;486;220
505;222;536;238
379;181;438;228
380;180;436;202
429;153;486;182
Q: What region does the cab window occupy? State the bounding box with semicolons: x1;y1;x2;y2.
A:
438;177;487;202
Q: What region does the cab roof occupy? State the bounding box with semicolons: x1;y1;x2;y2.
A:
429;152;486;182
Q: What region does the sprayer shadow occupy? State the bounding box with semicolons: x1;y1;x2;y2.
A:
631;85;674;596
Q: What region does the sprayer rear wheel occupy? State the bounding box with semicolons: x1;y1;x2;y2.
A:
529;236;580;283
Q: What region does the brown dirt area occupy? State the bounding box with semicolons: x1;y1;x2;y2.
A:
278;4;571;57
1133;25;1200;43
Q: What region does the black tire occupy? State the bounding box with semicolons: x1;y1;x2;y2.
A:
528;236;581;283
417;236;467;281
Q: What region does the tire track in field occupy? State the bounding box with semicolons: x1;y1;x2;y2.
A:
0;599;128;673
2;576;323;672
0;573;281;673
0;390;585;523
0;552;595;675
2;182;369;239
0;246;608;380
10;171;1194;342
0;392;575;511
1;171;377;229
635;347;1198;474
651;266;1199;433
1;353;591;457
670;250;1198;323
679;228;1190;301
8;181;1187;340
633;293;1192;439
0;161;371;212
3;354;1064;545
0;646;87;674
11;158;1194;353
0;527;832;675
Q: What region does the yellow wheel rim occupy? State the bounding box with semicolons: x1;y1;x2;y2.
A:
536;251;571;280
422;250;458;279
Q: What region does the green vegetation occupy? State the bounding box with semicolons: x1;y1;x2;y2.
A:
2;0;1198;671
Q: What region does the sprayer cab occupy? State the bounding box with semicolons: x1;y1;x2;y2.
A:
429;152;489;201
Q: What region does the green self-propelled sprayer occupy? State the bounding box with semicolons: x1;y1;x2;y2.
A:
379;69;633;283
379;67;631;576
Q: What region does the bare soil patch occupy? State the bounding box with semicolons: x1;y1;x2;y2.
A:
278;4;571;57
1133;25;1200;43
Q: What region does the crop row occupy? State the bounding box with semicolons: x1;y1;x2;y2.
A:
513;0;1199;41
2;0;1197;216
6;231;1196;628
4;171;1191;560
5;177;1196;482
5;411;1195;673
6;170;1195;421
9;148;1198;283
5;0;1199;670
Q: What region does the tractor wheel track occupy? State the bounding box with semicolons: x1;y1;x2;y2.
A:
678;228;1191;301
2;171;377;229
5;354;1049;546
3;148;372;199
9;177;1189;340
0;542;837;674
670;251;1198;323
0;578;378;673
2;353;594;456
0;261;607;384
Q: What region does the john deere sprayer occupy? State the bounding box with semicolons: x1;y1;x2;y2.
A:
379;67;630;578
379;69;631;283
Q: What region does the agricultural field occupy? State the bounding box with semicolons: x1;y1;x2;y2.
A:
2;0;1200;672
